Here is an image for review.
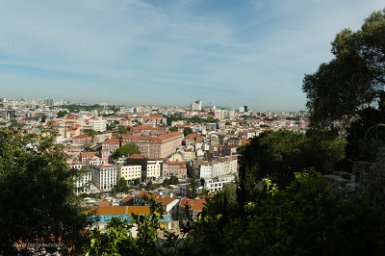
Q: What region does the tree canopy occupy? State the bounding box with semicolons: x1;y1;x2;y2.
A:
183;127;193;137
56;110;68;118
303;10;385;129
111;143;141;159
114;177;130;193
0;127;88;254
237;130;345;203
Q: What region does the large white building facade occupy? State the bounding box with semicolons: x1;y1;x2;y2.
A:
91;164;117;191
118;165;142;181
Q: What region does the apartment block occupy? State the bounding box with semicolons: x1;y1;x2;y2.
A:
163;161;187;178
118;165;142;181
91;164;117;191
122;132;183;158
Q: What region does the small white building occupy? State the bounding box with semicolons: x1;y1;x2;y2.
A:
203;175;235;193
89;117;107;132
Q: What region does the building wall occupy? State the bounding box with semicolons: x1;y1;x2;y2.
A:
123;133;183;158
119;165;142;181
203;175;235;192
92;165;117;191
163;162;187;178
146;161;162;180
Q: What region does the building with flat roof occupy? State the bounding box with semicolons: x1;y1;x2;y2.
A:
91;164;117;191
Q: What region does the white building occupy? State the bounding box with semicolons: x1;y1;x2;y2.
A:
191;100;202;111
203;175;235;193
91;164;117;191
67;163;92;195
89;117;107;132
199;163;211;179
145;160;162;181
119;165;142;181
199;157;238;179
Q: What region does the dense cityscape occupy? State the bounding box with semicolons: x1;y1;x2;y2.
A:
0;96;307;197
0;97;310;254
1;1;385;255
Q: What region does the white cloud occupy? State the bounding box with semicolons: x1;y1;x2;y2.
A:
0;0;383;110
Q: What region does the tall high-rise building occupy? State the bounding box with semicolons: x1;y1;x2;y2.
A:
191;100;202;111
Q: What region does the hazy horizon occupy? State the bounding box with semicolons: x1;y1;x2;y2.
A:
0;0;384;111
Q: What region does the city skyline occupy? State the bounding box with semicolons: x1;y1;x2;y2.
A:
0;0;384;111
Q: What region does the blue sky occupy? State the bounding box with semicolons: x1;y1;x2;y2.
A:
0;0;384;110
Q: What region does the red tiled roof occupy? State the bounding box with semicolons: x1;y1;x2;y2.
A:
121;195;134;203
132;125;156;131
96;201;112;207
66;115;78;120
185;133;201;139
80;152;97;157
104;138;120;144
156;196;176;206
179;198;206;212
135;191;157;199
166;161;186;168
148;114;163;119
129;154;146;159
74;134;91;139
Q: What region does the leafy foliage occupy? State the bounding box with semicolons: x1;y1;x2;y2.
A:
86;198;191;256
163;175;179;186
0;127;88;254
191;172;385;256
237;130;345;203
56;110;68;118
169;126;178;132
111;143;141;159
114;177;130;193
83;129;101;137
303;10;385;129
183;127;193;137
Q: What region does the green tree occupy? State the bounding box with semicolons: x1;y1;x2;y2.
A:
40;114;47;123
163;175;179;186
111;143;140;159
56;110;68;118
187;170;199;198
169;126;178;132
232;172;384;256
191;172;385;256
0;127;88;254
237;130;345;203
183;127;193;137
117;126;128;135
83;129;100;137
106;123;115;131
114;177;130;193
86;197;191;256
133;178;141;186
303;10;385;130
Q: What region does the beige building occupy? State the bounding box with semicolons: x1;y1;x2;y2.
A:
122;132;183;158
145;160;162;181
118;165;142;181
